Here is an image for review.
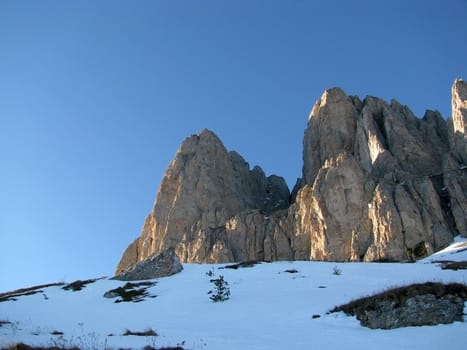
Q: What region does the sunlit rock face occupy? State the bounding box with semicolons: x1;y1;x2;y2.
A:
447;78;467;234
452;79;467;137
116;79;466;273
116;129;290;274
299;84;464;262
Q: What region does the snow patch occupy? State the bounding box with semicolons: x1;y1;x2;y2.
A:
1;242;466;349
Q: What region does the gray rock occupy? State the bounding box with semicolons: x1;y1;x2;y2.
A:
103;290;120;299
113;249;183;281
331;282;467;329
361;294;465;329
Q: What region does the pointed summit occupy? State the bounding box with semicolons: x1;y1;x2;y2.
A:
308;87;354;123
115;129;290;274
304;87;358;184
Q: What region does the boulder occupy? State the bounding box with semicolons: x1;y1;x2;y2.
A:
113;249;183;281
361;294;465;329
331;282;467;329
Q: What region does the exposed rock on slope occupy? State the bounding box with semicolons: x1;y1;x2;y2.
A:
113;248;182;281
331;282;467;329
116;80;467;272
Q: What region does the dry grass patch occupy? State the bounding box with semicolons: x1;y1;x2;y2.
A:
437;260;467;270
104;281;157;303
123;327;158;336
223;261;262;269
0;283;65;303
62;278;105;292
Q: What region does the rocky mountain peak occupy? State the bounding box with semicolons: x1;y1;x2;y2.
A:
116;79;467;274
116;129;290;274
297;84;467;262
308;87;355;122
304;87;358;184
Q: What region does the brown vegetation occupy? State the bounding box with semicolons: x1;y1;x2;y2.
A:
436;260;467;270
0;283;65;303
104;281;157;303
223;261;262;269
123;327;158;336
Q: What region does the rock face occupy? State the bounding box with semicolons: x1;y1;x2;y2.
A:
114;249;182;281
116;79;467;271
451;79;467;162
116;129;290;274
331;282;467;329
298;86;465;262
360;293;465;329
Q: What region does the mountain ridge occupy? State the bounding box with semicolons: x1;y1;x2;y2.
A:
116;79;467;274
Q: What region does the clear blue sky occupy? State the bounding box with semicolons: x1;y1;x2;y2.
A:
1;0;466;292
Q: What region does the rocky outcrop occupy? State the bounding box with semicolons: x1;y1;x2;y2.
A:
331;282;467;329
114;249;182;281
116;79;467;271
296;82;466;262
360;293;465;329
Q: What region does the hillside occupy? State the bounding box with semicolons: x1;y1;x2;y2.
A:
1;239;466;350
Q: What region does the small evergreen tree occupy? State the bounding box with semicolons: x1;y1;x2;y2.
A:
209;275;230;302
332;265;342;275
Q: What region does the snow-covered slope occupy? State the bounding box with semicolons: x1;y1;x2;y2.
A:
1;241;466;350
421;236;467;263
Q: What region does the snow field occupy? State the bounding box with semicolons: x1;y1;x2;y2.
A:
1;243;466;350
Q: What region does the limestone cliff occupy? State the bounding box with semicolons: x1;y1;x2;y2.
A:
298;86;464;262
116;80;467;274
116;129;290;274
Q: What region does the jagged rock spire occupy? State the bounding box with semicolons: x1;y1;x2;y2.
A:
116;129;290;274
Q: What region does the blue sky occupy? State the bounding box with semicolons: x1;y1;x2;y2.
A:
1;0;466;292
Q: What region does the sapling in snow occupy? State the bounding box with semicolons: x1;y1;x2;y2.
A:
209;275;230;302
332;266;342;275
